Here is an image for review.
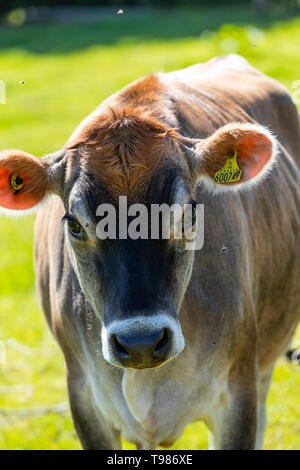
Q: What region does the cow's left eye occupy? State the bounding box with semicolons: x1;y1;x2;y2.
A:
187;200;197;228
180;200;197;236
191;201;197;226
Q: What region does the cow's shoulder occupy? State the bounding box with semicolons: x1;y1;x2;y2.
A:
161;54;292;104
103;74;166;110
163;54;256;83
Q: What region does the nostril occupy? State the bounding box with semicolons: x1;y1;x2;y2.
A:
114;335;130;359
154;328;169;355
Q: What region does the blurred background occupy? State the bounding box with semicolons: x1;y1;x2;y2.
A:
0;0;299;450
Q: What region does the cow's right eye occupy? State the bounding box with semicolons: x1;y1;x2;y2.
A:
64;216;84;239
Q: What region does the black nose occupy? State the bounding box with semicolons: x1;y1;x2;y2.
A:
112;328;170;368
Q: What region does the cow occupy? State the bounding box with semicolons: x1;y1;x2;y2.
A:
0;54;299;450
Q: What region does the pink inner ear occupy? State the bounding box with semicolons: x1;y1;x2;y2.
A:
236;133;273;183
0;168;43;210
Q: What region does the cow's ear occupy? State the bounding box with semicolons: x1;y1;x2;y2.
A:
190;123;277;191
0;150;54;212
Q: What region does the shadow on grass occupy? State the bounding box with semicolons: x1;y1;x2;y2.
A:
0;5;299;54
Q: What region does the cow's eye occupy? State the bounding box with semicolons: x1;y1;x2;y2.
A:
64;215;84;239
180;200;197;236
191;202;197;226
186;200;197;228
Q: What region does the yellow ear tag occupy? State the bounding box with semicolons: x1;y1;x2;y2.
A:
10;173;24;191
214;150;242;184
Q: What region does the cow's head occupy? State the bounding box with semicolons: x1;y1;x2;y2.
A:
0;109;277;369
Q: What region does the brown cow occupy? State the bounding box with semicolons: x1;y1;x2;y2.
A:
0;54;299;450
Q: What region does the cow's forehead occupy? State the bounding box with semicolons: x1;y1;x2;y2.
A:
68;163;192;224
64;105;184;201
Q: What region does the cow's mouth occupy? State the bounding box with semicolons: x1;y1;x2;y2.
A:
133;362;164;370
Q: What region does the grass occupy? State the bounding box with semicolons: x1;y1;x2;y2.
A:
0;4;300;450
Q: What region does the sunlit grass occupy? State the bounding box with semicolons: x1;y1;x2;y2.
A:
0;6;299;450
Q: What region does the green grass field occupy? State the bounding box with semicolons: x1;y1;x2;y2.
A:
0;5;299;450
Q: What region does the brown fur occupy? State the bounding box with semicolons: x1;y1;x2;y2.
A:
116;74;165;108
65;106;179;198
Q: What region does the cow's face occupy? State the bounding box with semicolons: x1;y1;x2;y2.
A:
0;114;277;369
62;159;196;370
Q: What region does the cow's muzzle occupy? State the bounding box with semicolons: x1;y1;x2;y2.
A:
102;315;185;369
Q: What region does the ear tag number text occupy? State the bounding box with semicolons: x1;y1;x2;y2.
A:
214;150;242;184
